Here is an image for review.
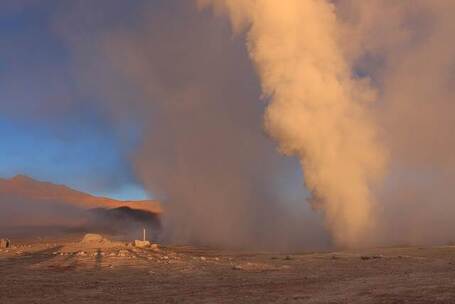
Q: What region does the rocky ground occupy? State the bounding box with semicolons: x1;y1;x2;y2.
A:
1;235;455;303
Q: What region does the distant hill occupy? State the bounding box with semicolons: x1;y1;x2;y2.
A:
0;175;162;237
86;206;161;240
0;175;161;214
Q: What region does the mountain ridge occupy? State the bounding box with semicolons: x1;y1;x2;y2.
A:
0;175;162;214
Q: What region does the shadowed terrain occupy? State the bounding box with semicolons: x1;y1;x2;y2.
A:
86;207;161;240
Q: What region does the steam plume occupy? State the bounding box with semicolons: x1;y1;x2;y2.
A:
338;0;455;245
200;0;386;247
57;2;329;250
52;0;455;248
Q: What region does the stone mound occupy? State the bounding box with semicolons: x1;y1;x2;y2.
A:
58;234;124;253
81;233;107;243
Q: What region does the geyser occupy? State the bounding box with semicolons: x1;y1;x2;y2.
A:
200;0;387;247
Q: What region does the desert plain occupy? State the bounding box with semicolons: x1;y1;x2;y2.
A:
1;234;455;303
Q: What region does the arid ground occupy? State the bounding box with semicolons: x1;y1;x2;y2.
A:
1;235;455;303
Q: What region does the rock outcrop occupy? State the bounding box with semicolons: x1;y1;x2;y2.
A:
0;239;10;249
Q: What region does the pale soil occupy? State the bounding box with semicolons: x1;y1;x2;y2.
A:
1;235;455;303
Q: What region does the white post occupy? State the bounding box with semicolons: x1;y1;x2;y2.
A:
143;228;146;241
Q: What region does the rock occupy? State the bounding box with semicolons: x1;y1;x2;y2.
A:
133;240;151;248
0;239;11;249
150;243;159;251
81;234;106;243
117;249;129;257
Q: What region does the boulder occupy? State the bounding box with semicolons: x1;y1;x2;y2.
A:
0;239;10;249
133;240;151;248
81;234;106;243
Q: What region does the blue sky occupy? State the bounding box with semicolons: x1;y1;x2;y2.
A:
0;1;149;200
